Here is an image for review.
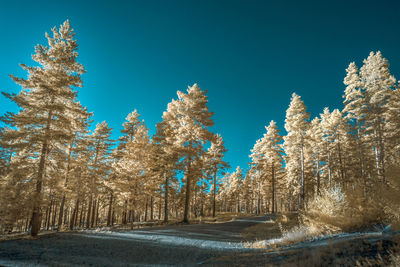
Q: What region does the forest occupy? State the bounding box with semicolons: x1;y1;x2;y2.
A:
1;20;400;259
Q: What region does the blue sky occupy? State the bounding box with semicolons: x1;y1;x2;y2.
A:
1;0;400;172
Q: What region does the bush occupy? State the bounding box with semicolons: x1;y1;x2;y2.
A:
302;167;400;233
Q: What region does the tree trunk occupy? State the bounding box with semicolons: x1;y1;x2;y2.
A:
158;196;162;220
271;161;275;214
79;201;85;228
70;199;79;230
144;197;148;222
377;121;386;183
212;167;217;218
123;200;127;225
164;173;169;222
183;152;192;223
300;146;305;209
86;196;92;229
31;109;54;236
150;196;154;221
30;140;48;236
95;198;100;227
91;199;96;228
316;156;321;195
44;204;49;230
107;193;113;226
57;195;66;231
337;141;345;188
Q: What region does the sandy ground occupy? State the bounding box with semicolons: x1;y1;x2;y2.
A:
0;215;398;266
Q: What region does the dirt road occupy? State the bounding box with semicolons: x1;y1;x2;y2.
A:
0;215;397;266
0;216;270;266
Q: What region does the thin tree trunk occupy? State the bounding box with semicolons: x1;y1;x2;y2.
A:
164;173;169;222
213;167;217;217
57;195;66;231
150;196;154;221
158;196;162;220
95;198;99;227
300;145;305;209
271;161;275;213
51;201;58;229
183;151;192;223
70;199;79;230
44;205;49;230
107;193;113;226
316;156;321;195
79;201;85;228
91;199;96;228
31;110;53;236
144;197;148;222
337;141;345;188
86;196;92;229
123;200;127;225
377;121;386;183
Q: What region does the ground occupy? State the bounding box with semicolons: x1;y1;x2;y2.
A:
0;215;398;266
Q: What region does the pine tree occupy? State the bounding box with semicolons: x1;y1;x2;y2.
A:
360;51;396;183
1;20;86;236
250;121;283;213
86;121;114;229
386;85;400;164
343;62;370;191
229;167;244;213
204;134;228;217
153;120;179;222
283;93;310;209
163;84;214;223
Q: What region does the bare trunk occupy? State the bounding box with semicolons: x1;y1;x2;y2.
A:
316;155;321;195
212;167;217;217
79;201;85;228
271;161;275;213
144;197;148;222
70;199;79;230
107;193;113;226
164;173;169;222
30;137;48;236
150;196;154;221
91;199;96;228
183;151;192;223
95;198;99;227
123;200;127;224
300;146;305;209
86;196;92;229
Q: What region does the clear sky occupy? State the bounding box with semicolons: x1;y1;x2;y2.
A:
1;0;400;172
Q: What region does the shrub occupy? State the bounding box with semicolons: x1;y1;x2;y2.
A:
302;166;400;233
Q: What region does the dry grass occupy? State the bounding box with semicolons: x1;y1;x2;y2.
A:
242;212;319;248
241;219;281;241
241;212;300;242
197;212;241;223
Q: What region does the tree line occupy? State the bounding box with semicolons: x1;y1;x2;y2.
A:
219;50;400;218
0;21;229;236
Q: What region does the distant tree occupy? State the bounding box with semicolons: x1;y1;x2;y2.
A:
86;121;114;229
228;166;244;213
153;120;180;222
250;121;283;213
204;134;229;217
